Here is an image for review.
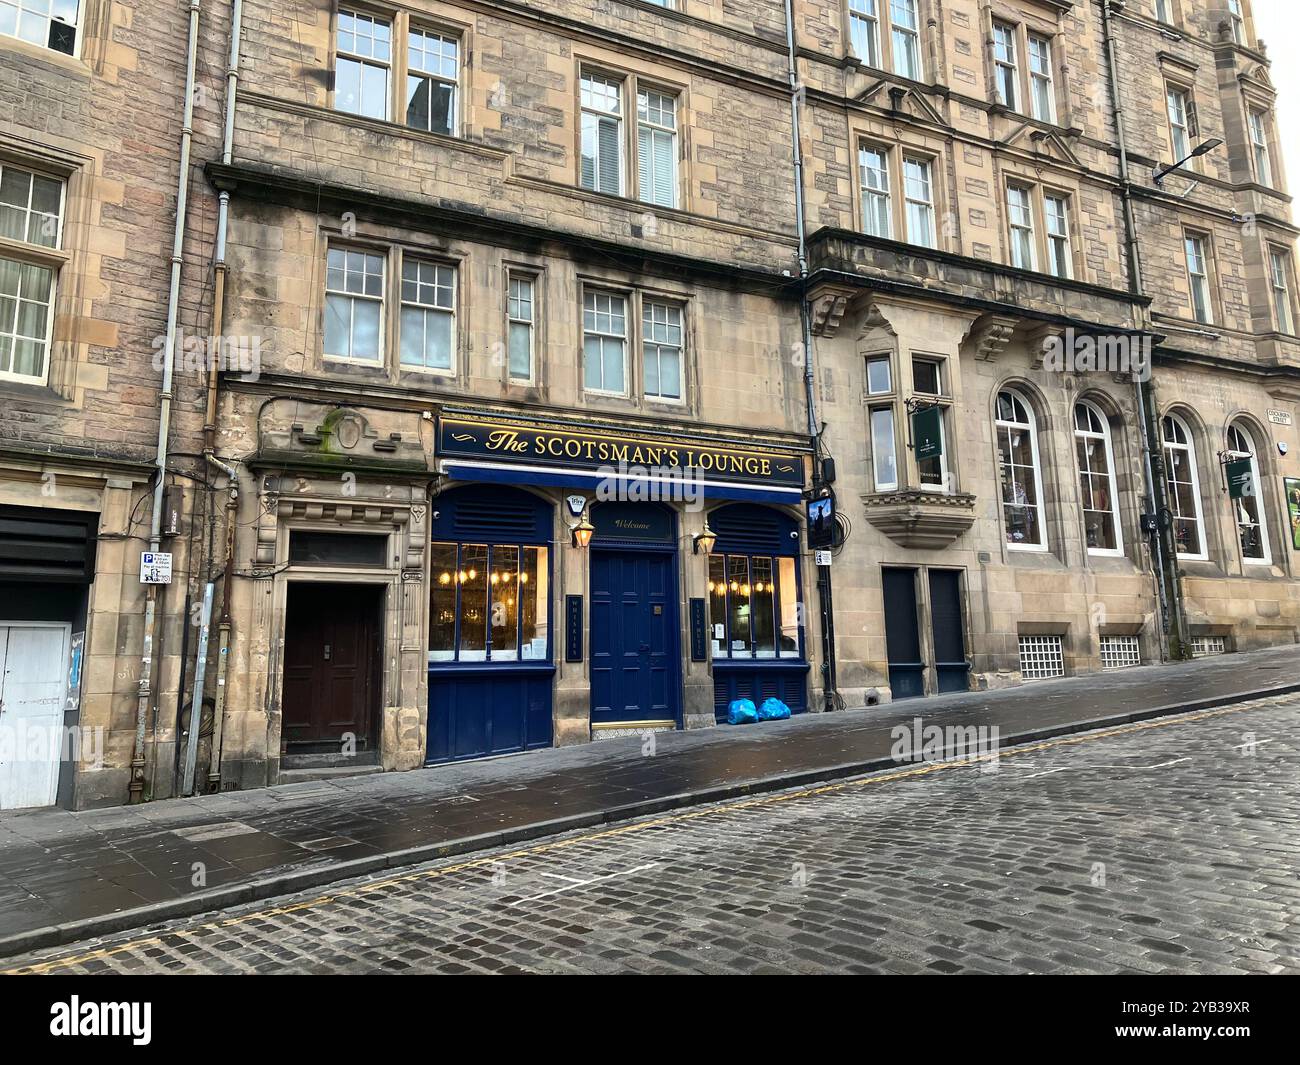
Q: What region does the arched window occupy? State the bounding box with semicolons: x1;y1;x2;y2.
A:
995;389;1046;548
1074;401;1122;554
1226;421;1270;564
1161;414;1207;560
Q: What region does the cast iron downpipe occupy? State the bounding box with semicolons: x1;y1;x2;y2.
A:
784;0;839;710
1099;0;1189;660
130;0;203;803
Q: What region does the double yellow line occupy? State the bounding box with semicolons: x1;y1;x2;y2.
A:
4;699;1273;975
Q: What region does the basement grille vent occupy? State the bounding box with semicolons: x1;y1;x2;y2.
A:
1019;635;1065;680
1190;635;1227;658
1099;635;1141;671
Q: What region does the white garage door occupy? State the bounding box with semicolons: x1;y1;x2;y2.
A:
0;624;70;810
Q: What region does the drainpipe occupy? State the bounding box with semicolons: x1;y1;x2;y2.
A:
1100;0;1188;660
191;0;246;794
783;0;839;709
129;0;203;803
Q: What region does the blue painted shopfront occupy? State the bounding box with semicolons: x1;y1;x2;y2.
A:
588;502;682;730
706;503;809;721
426;485;554;764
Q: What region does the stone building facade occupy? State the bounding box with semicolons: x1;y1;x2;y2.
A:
2;0;1297;809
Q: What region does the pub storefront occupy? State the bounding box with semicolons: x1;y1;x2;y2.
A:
426;407;812;762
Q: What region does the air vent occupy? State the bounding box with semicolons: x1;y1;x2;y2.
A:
709;503;796;556
0;505;98;583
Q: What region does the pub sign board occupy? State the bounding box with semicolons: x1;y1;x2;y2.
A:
438;415;805;489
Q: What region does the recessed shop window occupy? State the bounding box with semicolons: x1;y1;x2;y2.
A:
288;531;388;566
429;542;549;663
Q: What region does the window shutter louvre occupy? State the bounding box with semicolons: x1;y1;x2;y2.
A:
598;116;620;193
638;124;652;202
653;130;673;206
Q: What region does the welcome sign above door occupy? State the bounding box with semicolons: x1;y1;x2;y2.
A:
437;414;807;490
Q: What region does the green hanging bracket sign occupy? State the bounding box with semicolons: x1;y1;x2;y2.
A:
911;404;944;463
1225;457;1254;500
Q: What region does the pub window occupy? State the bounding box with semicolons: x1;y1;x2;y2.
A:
996;388;1047;549
429;543;549;662
1;0;78;56
1074;401;1123;555
708;553;800;660
334;9;392;121
1226;421;1270;564
1161;413;1207;560
0;160;64;386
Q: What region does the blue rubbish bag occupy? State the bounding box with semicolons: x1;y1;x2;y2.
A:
757;697;792;721
727;698;759;725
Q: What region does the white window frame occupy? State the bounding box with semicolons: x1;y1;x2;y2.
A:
1075;401;1124;557
1155;0;1174;26
1248;109;1272;187
1028;34;1055;123
506;271;536;383
996;388;1047;550
993;22;1019;111
398;256;456;375
1270;247;1295;335
858;143;893;239
848;0;881;68
0;0;81;58
580;71;625;198
1007;183;1036;271
582;288;628;396
1226;421;1271;565
0;161;65;387
889;0;921;80
1162;413;1208;561
1166;85;1192;163
641;297;684;402
334;9;392;121
870;405;899;491
1227;0;1246;46
1044;193;1072;279
324;245;387;364
903;156;937;249
405;26;459;137
636;87;679;210
1184;232;1213;325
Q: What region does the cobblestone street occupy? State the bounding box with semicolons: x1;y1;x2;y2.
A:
8;696;1298;975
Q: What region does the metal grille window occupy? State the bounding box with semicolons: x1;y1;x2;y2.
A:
993;23;1019;110
1271;248;1294;335
0;0;78;55
1007;184;1036;270
1161;414;1207;559
507;273;535;381
399;258;455;372
859;145;892;238
1249;110;1272;187
1019;635;1064;679
335;10;391;121
1045;194;1071;279
1099;636;1141;670
848;0;880;67
1184;233;1212;324
580;72;623;196
708;553;800;660
406;28;458;135
642;299;683;400
1166;86;1192;163
1226;421;1270;563
903;156;936;249
1075;402;1122;554
1028;34;1054;122
324;247;385;362
1190;635;1227;657
997;389;1046;548
637;89;678;209
583;290;627;394
428;543;549;663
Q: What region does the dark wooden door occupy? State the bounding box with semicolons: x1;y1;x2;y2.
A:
928;569;970;694
882;567;924;699
282;583;380;749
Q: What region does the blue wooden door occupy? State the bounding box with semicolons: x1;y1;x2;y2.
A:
590;550;680;726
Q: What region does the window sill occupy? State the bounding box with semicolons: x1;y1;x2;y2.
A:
0;377;68;405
